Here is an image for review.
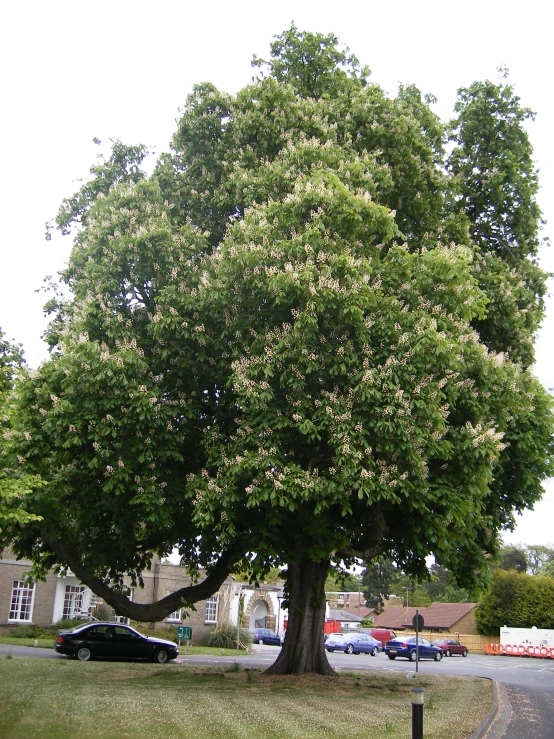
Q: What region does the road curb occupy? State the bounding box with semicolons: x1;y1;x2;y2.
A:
469;679;499;738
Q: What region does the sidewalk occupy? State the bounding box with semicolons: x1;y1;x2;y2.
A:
471;681;554;739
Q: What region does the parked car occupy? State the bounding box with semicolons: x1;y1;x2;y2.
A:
432;638;469;657
325;632;382;656
385;636;443;662
367;628;396;647
54;622;180;663
247;628;282;646
359;628;397;647
324;632;343;642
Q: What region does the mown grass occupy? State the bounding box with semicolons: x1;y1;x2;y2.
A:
0;656;491;738
0;637;54;649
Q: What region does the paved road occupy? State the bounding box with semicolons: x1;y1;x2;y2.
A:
0;644;59;659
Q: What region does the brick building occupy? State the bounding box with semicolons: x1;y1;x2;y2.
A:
0;547;285;644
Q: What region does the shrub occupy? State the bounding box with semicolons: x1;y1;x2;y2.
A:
92;603;116;621
52;618;88;631
199;622;253;650
129;621;158;637
475;569;554;634
5;625;51;639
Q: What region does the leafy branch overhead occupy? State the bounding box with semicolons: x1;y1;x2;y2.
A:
2;25;552;675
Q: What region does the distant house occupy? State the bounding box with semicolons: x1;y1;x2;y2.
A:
327;608;363;630
373;602;478;635
0;547;286;643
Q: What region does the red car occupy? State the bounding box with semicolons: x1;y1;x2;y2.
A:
432;638;468;657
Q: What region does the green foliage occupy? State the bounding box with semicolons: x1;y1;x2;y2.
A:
47;139;150;237
92;602;117;621
475;569;554;634
52;618;88;631
448;79;548;368
199;623;253;650
423;564;472;603
4;624;54;639
233;567;284;585
251;23;369;98
0;329;43;532
361;556;401;610
523;545;554;575
449;79;542;261
325;567;361;593
362;557;472;607
497;545;528;573
1;26;552;656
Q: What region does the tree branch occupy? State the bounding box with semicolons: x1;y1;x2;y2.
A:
335;507;387;561
41;531;245;622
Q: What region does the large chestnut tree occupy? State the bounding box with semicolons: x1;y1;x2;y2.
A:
2;26;552;675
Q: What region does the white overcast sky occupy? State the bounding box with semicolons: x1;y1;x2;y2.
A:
1;0;552;548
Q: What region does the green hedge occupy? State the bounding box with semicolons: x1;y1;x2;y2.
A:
475;569;554;634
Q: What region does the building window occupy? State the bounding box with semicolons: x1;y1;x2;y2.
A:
63;585;86;619
204;594;218;623
337;594;344;606
167;609;182;622
9;580;35;622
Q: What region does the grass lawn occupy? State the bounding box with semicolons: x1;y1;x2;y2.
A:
0;637;55;649
0;656;491;738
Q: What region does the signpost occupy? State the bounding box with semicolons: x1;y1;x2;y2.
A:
412;611;424;673
177;625;192;649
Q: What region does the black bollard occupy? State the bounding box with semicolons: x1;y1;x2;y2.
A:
411;687;424;739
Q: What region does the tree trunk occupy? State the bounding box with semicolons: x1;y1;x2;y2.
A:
265;558;336;676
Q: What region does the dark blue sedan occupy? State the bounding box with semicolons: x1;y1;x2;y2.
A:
54;622;179;663
247;628;282;646
385;636;443;661
325;632;382;656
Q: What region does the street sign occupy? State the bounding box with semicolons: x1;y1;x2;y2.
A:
412;613;424;632
177;626;192;640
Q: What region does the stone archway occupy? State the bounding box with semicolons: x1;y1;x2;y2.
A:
242;590;276;630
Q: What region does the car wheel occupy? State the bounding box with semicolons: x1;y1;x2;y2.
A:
388;655;396;660
258;639;264;645
327;648;334;652
434;651;443;661
346;644;354;654
155;649;169;664
371;648;378;657
409;650;417;662
445;649;452;657
76;647;92;662
462;649;468;657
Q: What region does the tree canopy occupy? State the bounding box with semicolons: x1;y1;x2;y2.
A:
0;330;42;532
2;26;553;675
361;558;471;610
497;545;528;573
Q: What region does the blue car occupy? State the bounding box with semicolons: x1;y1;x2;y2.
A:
247;628;282;646
385;636;443;662
325;632;382;656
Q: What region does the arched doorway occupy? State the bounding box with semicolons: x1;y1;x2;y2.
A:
249;598;268;629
